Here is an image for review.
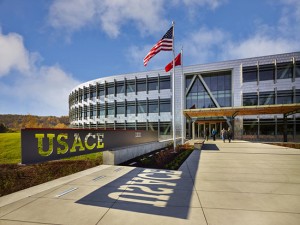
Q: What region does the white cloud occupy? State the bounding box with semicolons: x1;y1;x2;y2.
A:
181;0;226;9
0;31;80;116
48;0;168;38
0;31;31;76
223;35;296;60
48;0;96;32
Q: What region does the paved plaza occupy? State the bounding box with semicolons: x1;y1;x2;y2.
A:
1;140;300;225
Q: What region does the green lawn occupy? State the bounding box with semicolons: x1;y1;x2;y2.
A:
0;133;102;164
0;133;21;164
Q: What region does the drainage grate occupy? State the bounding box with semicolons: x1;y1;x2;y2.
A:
114;168;123;172
93;175;106;181
55;187;78;198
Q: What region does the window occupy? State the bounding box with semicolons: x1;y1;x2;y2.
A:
186;77;205;109
126;80;135;93
84;88;88;101
116;82;125;95
96;103;100;117
296;89;300;103
79;107;83;120
277;90;293;104
296;118;300;136
89;86;96;99
126;101;136;115
259;91;275;105
243;93;258;106
186;75;193;89
137;79;146;92
148;100;158;113
243;119;258;135
106;83;115;96
160;122;171;135
137;101;147;114
224;74;231;90
90;104;96;119
202;71;232;107
243;66;257;82
106;103;115;116
259;119;275;135
148;78;158;91
296;61;300;78
277;62;293;80
79;89;83;102
75;91;79;103
97;84;104;97
259;64;274;81
116;102;125;115
84;105;87;119
160;77;170;90
160;99;171;113
148;122;158;131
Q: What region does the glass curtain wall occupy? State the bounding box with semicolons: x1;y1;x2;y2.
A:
186;71;231;109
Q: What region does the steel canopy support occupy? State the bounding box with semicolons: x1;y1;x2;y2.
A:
283;114;288;142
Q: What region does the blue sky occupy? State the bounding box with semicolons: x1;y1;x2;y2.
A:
0;0;299;116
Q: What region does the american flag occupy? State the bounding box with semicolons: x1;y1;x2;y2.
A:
143;26;173;66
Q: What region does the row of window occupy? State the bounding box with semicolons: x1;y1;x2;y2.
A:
243;118;300;136
243;61;300;83
243;89;300;106
69;99;171;121
71;121;171;135
69;76;171;106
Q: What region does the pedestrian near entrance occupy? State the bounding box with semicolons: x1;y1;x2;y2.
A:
205;128;209;141
212;128;217;141
228;127;233;143
221;128;227;142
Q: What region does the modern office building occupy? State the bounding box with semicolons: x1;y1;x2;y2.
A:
69;52;300;142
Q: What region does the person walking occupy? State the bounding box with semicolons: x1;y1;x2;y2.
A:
221;128;227;143
205;128;209;141
212;128;217;141
227;127;233;143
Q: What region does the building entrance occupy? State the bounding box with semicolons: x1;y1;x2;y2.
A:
193;120;227;140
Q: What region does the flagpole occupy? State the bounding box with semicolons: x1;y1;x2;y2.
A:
181;47;184;145
172;21;176;152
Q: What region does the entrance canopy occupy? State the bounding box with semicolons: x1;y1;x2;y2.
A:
183;103;300;119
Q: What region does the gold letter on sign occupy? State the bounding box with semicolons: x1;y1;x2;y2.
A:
85;133;96;150
70;133;85;152
35;133;55;157
57;134;69;154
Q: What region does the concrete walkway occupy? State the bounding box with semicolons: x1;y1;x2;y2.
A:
1;140;300;225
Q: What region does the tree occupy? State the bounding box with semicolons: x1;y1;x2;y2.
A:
0;123;8;133
21;115;40;128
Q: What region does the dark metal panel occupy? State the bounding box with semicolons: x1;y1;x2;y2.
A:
21;128;157;164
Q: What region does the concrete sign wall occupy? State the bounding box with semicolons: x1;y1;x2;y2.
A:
21;128;157;164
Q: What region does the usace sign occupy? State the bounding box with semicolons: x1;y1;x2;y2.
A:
21;128;157;164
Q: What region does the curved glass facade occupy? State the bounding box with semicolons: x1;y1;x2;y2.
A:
69;74;173;139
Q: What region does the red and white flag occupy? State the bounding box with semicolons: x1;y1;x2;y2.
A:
165;52;181;72
143;26;173;66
